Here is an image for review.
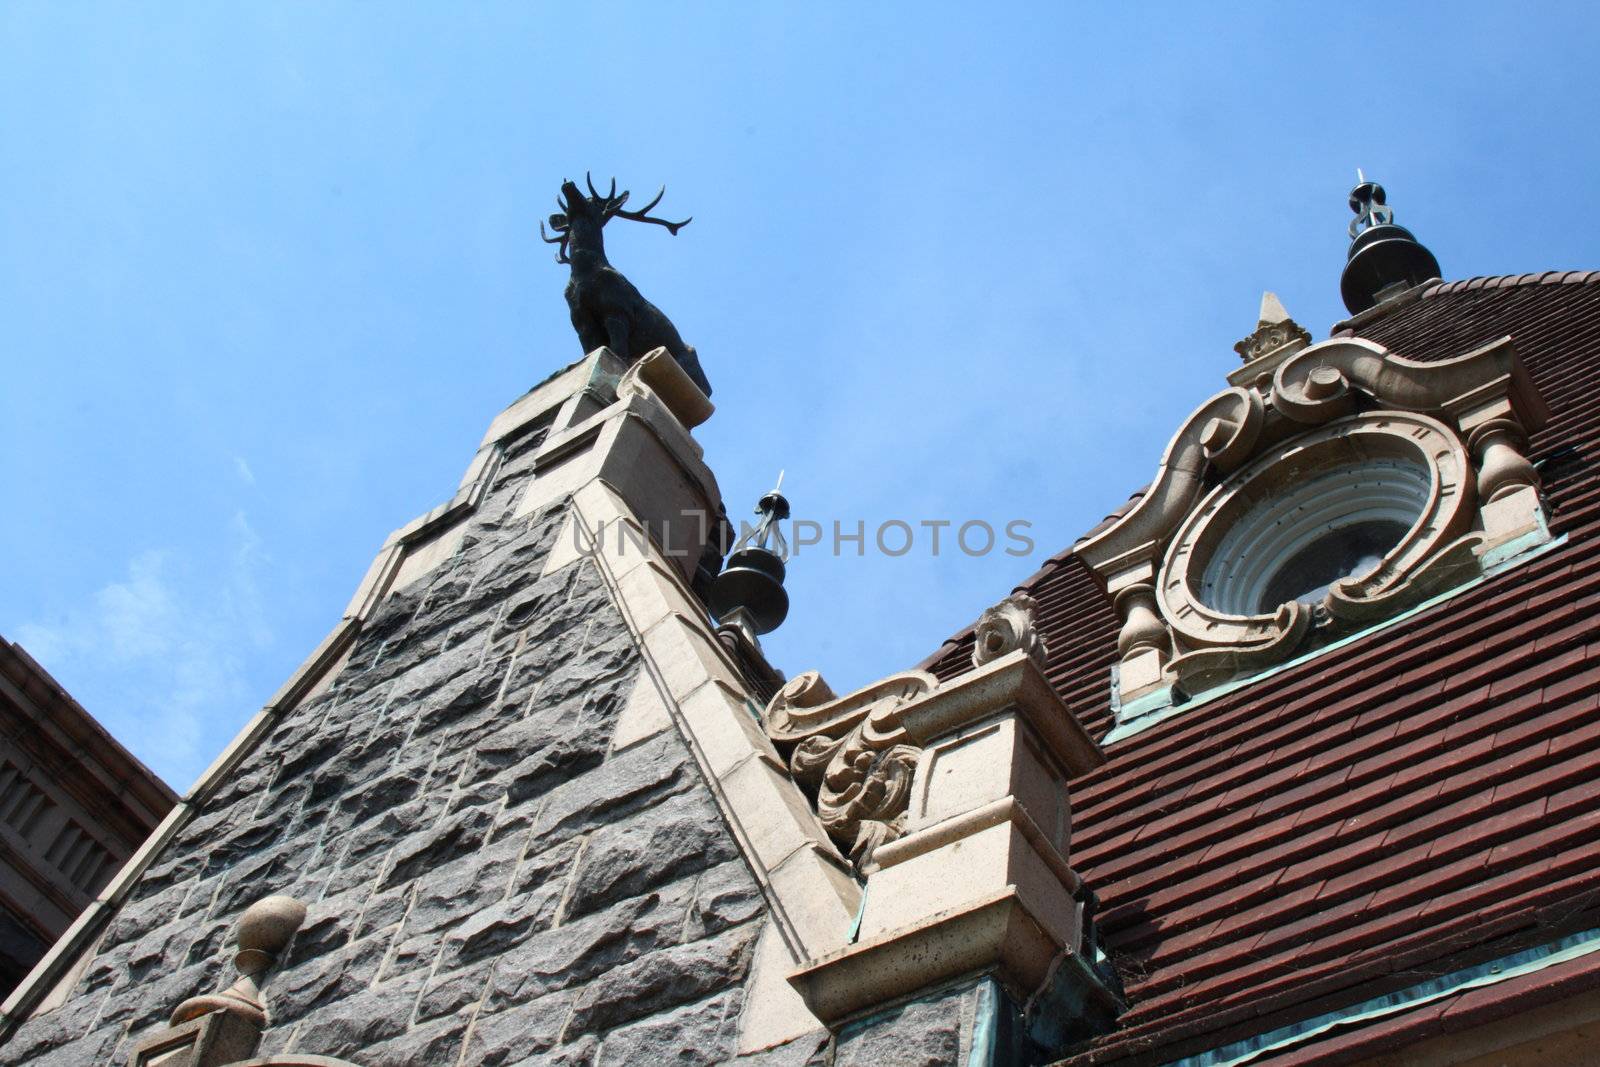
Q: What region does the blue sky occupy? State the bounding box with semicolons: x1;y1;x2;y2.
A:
4;4;1598;790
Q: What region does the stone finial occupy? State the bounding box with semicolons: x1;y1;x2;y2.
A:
1233;291;1311;368
132;894;306;1066
170;894;306;1028
972;593;1047;670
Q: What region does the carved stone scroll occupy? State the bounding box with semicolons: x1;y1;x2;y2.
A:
972;593;1048;669
764;669;939;868
1078;333;1552;706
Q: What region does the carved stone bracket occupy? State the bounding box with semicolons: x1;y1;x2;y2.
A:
764;595;1050;868
1078;334;1551;706
766;669;939;868
1231;292;1311;386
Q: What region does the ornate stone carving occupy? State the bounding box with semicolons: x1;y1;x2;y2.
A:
1233;292;1311;368
972;593;1048;669
764;669;938;868
1078;334;1551;705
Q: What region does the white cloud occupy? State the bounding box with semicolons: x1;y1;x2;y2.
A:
13;517;274;790
233;456;256;485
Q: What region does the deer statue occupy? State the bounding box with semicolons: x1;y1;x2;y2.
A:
540;175;713;397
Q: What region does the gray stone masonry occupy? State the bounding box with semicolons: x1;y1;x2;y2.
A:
3;425;781;1066
4;420;1002;1066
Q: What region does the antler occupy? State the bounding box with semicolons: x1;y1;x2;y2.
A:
585;172;619;207
539;218;570;264
611;184;692;236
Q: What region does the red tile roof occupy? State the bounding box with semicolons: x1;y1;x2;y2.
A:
921;272;1600;1064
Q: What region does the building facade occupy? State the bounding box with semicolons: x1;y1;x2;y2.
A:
3;192;1600;1065
0;640;176;1003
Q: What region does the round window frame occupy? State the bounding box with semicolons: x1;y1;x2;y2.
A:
1158;411;1474;651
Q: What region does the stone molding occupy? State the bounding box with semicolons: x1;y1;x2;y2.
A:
617;346;715;430
790;887;1062;1026
1076;335;1552;703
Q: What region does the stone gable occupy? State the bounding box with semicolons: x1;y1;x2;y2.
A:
7;490;770;1065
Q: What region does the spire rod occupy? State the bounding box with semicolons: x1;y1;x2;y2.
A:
1338;176;1441;315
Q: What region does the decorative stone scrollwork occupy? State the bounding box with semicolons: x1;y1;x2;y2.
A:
1234;293;1311;369
764;669;938;868
1078;331;1551;707
973;593;1048;669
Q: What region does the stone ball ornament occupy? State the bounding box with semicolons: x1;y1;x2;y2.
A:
169;893;308;1028
235;894;309;972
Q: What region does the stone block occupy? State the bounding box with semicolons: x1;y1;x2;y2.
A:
1;984;113;1061
524;630;639;710
595;989;744;1066
679;680;781;778
287;966;427;1058
562;921;760;1038
359;1009;472;1067
686;859;765;942
908;715;1071;858
562;791;738;921
270;933;388;1023
405;831;521;936
734;1030;832;1066
832;984;970;1067
416;960;494;1023
720;754;834;872
540;514;592;578
735;921;824;1057
860;816;1079;951
509;837;582;900
127;1009;261;1067
484;895;661;1011
765;844;860;961
640;613;745;703
614;559;682;632
439;887;562;970
354;884;410;940
381;804;495;891
610;670;672;751
391;514;470;593
524;733;694;854
465;989;579;1066
493;714;614;809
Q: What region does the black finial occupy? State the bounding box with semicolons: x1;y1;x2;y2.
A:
708;474;791;641
1339;173;1441;315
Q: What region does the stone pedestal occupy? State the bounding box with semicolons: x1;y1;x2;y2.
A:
127;1009;259;1067
786;653;1112;1047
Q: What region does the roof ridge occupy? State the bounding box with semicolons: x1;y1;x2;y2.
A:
1425;269;1600;296
1333;270;1600;336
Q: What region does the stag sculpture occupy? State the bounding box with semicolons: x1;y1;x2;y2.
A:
541;175;713;397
